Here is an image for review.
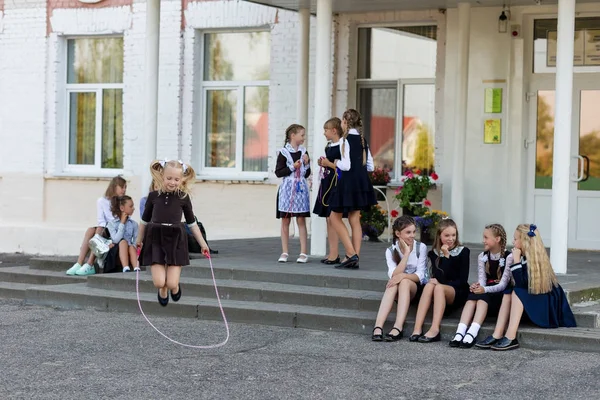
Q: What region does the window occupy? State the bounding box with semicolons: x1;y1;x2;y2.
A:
356;26;437;180
533;18;600;73
66;37;124;170
201;31;270;175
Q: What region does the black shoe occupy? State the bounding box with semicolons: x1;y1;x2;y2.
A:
418;333;441;343
449;333;464;348
409;333;423;342
491;337;520;351
475;335;500;349
170;285;182;302
385;327;403;342
459;333;477;348
157;290;169;307
321;257;341;265
335;254;359;269
371;326;384;342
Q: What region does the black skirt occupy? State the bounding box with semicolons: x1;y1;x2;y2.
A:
467;291;505;316
103;243;124;274
139;223;190;267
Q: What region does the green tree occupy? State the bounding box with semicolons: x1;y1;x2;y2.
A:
412;123;435;173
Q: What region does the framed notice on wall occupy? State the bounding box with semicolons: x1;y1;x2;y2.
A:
547;29;600;66
484;119;502;144
484;88;502;113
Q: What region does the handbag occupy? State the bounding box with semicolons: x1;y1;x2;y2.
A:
89;234;112;267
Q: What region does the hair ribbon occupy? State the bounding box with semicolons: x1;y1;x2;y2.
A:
528;224;537;237
158;158;188;173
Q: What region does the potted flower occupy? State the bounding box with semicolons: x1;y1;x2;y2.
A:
394;170;438;216
360;204;388;241
368;167;391;201
414;209;449;245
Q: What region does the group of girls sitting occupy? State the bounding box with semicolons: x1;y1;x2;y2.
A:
372;216;576;351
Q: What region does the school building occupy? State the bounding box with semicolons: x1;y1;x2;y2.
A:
0;0;599;273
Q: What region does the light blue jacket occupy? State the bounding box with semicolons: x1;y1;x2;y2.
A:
107;217;139;246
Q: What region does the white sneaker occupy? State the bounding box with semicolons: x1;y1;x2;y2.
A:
122;266;131;273
66;263;82;276
133;266;141;272
75;263;96;276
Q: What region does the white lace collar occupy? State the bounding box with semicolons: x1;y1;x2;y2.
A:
329;138;343;147
434;246;465;257
284;143;302;153
347;128;359;135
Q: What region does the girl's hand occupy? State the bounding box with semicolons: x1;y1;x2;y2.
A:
201;244;210;258
303;154;310;165
429;278;439;285
441;244;450;257
472;286;485;294
109;243;115;249
136;241;142;251
398;239;410;256
470;282;480;291
293;160;301;169
386;274;403;288
317;157;324;167
512;248;522;262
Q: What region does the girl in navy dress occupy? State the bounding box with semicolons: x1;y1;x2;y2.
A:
137;159;209;306
275;124;311;264
489;224;576;350
314;118;344;264
326;109;377;269
371;216;428;341
410;219;470;343
449;224;513;348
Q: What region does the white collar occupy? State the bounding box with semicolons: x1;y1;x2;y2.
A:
434;246;465;257
329;138;343;147
347;128;359;135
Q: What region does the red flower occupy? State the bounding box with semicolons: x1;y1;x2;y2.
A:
424;199;432;207
405;171;414;179
391;210;399;218
430;172;439;181
415;169;422;175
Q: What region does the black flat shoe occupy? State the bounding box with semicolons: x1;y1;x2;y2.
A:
335;254;359;269
157;290;169;307
475;335;500;349
409;333;423;342
459;333;476;348
322;257;341;265
385;327;403;342
170;284;182;302
449;333;464;348
418;333;441;343
491;337;520;351
371;326;384;342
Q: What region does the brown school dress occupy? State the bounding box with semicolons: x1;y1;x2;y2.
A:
139;190;196;267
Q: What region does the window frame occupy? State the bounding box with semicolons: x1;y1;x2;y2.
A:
196;29;271;181
62;35;125;175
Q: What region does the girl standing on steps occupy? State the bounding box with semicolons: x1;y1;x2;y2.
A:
449;224;513;348
327;109;377;270
314;117;344;265
482;224;576;351
410;219;470;343
371;216;428;342
275;124;311;264
137;159;209;307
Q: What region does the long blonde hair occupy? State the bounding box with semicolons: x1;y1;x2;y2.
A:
431;218;461;276
149;159;196;198
515;224;558;294
342;109;367;166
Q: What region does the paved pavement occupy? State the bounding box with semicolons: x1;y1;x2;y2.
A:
1;298;599;400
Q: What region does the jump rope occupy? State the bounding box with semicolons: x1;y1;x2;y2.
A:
135;249;230;349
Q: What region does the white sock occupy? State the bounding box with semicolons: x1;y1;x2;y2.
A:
463;323;481;344
453;323;468;341
122;266;130;272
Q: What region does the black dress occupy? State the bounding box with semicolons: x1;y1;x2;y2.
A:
328;134;377;214
313;143;342;218
467;250;512;316
139;190;196;267
511;256;576;328
275;149;311;219
428;246;470;312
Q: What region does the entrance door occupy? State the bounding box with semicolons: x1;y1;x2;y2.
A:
528;80;600;250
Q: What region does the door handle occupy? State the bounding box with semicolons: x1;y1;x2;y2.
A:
572;155;585;182
582;155;590;182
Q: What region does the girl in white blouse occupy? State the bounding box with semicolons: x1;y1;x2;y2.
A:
372;216;428;341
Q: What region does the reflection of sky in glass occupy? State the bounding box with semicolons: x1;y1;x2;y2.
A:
218;33;270;80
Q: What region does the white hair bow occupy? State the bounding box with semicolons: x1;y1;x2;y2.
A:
159;158;188;173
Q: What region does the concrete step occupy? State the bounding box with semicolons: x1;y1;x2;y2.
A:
21;283;600;353
0;266;87;286
572;301;600;329
0;282;35;299
86;273;383;311
29;257;74;272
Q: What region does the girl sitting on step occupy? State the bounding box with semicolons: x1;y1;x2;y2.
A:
410;218;470;343
104;195;140;274
478;224;576;351
371;216;428;342
449;224;513;348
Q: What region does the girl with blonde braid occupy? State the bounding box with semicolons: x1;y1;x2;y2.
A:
137;159;209;307
449;224;513;348
488;224;576;350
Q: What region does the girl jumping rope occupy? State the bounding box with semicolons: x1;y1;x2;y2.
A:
410;218;470;343
326;109;377;269
137;159;209;306
449;224;513;348
275;124;311;264
371;216;428;341
484;224;576;351
314;118;344;264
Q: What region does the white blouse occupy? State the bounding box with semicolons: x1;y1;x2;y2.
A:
385;241;428;284
336;129;374;172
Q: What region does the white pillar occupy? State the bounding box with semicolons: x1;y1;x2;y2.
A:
298;8;310;127
142;0;161;197
310;0;333;256
550;0;576;274
450;2;471;231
